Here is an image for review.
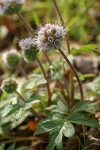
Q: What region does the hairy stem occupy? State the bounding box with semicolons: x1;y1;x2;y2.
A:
70;71;75;108
37;58;52;106
16;91;42;119
58;48;84;101
17;12;34;35
52;0;70;54
52;0;75;109
56;80;69;102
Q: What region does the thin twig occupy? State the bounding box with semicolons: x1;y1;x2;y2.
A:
70;71;75;109
17;12;34;35
0;136;45;145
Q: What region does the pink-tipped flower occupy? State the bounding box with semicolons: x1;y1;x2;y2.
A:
36;23;67;51
19;38;39;62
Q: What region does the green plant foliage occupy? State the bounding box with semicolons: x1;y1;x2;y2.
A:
87;76;100;95
0;0;99;149
5;143;28;150
50;56;73;80
80;73;96;81
71;44;98;55
22;74;47;90
7;143;15;150
35;100;100;150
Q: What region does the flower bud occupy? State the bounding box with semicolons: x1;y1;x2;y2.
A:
1;78;18;93
36;23;68;51
19;38;39;62
3;49;21;69
0;0;25;16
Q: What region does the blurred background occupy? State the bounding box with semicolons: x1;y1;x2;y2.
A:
0;0;100;51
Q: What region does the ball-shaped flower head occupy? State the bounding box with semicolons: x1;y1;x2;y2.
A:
1;78;18;93
3;49;21;69
19;38;39;62
0;0;25;16
36;23;67;51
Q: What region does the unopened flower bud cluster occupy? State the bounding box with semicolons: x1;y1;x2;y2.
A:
1;78;18;93
3;49;21;69
19;38;39;62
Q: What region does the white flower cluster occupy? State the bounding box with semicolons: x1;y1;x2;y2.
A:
19;38;36;50
36;23;67;51
0;0;25;15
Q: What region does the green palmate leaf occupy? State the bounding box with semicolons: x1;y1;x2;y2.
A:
71;100;95;113
72;100;91;112
7;143;15;150
2;104;21;117
46;126;64;150
67;111;89;120
57;100;68;113
22;74;47;90
5;104;22;117
34;119;60;135
70;117;100;128
23;92;40;110
62;122;75;138
71;44;97;55
52;111;66;120
46;133;58;150
55;127;63;150
67;112;100;128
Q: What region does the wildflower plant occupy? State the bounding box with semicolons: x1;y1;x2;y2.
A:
0;0;100;150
